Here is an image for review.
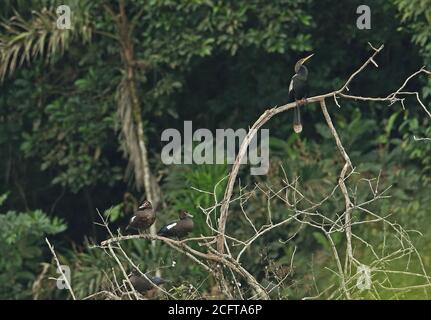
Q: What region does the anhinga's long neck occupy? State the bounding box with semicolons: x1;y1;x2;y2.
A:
296;64;308;80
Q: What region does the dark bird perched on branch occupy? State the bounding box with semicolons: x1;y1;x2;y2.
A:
128;270;169;293
157;210;194;239
126;200;155;233
288;54;314;133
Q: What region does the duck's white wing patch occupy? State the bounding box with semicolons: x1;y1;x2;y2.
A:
166;222;177;230
130;216;136;223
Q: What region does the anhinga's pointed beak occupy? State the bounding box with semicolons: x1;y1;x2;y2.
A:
301;53;314;64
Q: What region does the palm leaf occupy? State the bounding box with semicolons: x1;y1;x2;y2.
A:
0;1;92;82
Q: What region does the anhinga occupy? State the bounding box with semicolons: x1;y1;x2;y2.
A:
288;54;314;133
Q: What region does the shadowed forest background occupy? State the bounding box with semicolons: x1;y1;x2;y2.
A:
1;0;431;299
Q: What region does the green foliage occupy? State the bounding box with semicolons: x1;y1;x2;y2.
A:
20;95;122;192
64;243;118;299
395;0;431;98
395;0;431;50
0;193;9;206
0;0;93;81
0;193;66;299
103;204;124;223
164;163;228;236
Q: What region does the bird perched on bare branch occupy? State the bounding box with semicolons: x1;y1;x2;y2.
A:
128;270;169;293
157;210;194;239
288;53;314;133
126;200;155;233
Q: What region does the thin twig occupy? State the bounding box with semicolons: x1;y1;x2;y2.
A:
45;238;76;300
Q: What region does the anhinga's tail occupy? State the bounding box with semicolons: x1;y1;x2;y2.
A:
293;105;303;133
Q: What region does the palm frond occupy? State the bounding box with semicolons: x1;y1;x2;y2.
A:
0;3;92;82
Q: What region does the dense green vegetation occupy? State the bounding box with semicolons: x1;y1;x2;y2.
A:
0;0;430;299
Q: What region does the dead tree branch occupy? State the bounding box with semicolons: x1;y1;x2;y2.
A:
94;44;431;300
45;238;76;300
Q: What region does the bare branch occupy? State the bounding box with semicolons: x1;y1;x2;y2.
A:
45;238;76;300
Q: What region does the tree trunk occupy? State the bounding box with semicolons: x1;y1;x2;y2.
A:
113;1;160;271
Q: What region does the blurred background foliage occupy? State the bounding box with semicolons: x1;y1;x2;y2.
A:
0;0;430;299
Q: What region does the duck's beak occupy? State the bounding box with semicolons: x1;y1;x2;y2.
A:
301;53;314;64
